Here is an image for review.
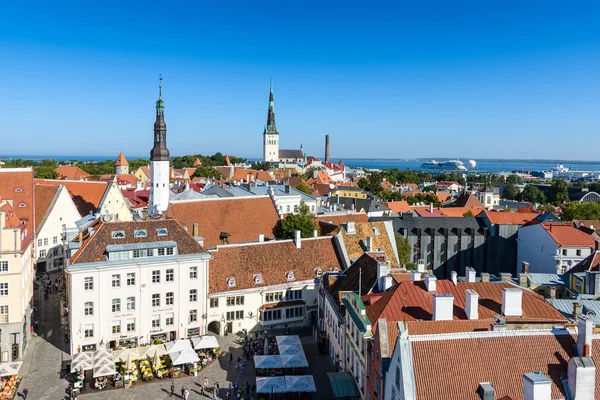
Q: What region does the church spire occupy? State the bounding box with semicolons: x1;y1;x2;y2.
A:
265;77;277;134
150;74;170;161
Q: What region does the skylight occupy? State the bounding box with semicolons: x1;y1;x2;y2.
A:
111;231;125;239
157;228;168;237
134;230;147;238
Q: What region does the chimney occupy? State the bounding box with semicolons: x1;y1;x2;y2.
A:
480;272;490;283
411;271;422;281
429;203;433;213
478;383;495;400
502;288;523;317
518;273;528;287
521;261;530;274
377;262;392;292
549;286;557;299
523;372;552;400
417;259;425;273
294;230;301;249
577;316;593;357
424;274;437;292
573;302;583;320
325;134;330;163
285;185;291;194
595;240;600;251
465;267;476;282
366;236;373;252
499;272;512;281
312;229;318;238
465;289;479;320
258;233;265;242
568;356;596;400
346;222;356;234
192;222;199;237
313;169;318;179
79;230;83;245
451;271;457;285
433;294;454;321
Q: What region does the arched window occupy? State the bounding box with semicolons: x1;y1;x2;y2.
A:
18;203;26;208
14;188;23;193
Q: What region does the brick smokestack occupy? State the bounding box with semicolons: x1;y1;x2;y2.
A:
325;134;330;162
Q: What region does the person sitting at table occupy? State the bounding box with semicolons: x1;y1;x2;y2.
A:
115;372;122;381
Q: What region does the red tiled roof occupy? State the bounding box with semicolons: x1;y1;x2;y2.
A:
0;168;35;228
383;201;411;213
570;251;600;273
315;212;369;227
0;201;22;229
34;184;60;232
440;207;484;217
208;237;341;293
232;169;274;183
55;165;90;181
166;197;280;247
121;189;149;208
454;192;484;208
436;192;452;203
415;208;444;217
484;210;540;225
542;223;596;247
411;333;576;400
307;171;335;186
193;157;203;167
114;152;129;166
36;179;108;217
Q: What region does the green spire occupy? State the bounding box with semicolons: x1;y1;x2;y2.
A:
156;74;165;115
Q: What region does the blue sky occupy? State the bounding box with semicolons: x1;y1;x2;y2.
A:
1;1;599;160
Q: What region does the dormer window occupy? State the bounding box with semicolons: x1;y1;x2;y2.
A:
286;271;295;281
227;277;236;288
157;228;168;237
331;267;339;272
14;188;22;193
18;203;26;208
134;230;147;238
315;268;323;278
253;274;263;285
111;231;125;239
372;227;380;236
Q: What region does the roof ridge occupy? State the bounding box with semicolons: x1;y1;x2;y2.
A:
70;219;105;264
170;195;270;203
213;235;331;250
408;327;573;342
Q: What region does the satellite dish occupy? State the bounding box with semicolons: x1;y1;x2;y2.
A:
468;160;477;169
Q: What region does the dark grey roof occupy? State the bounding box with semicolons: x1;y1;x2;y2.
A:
202;185;235;198
370;214;486;235
279;149;304;159
333;197;390;213
534;212;561;223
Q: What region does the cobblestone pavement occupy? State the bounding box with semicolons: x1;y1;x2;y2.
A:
19;274;71;400
78;329;335;400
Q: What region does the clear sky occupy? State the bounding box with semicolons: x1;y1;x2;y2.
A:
1;1;599;160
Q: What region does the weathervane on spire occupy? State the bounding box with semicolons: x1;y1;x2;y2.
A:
159;74;163;98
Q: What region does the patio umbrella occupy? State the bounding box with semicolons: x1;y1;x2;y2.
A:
93;362;116;378
165;339;193;354
153;350;161;369
138;344;167;359
285;375;316;392
278;344;304;356
256;376;286;394
254;355;282;369
190;336;219;350
280;353;308;368
126;354;133;371
113;348;140;363
276;335;301;347
169;350;199;365
71;352;93;373
0;362;22;377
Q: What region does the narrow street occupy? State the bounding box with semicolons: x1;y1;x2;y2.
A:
19;276;70;399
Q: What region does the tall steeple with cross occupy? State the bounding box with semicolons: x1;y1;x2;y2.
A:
149;75;171;216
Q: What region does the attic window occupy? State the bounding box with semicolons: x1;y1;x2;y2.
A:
157;228;168;236
253;274;263;285
134;230;147;238
18;203;26;208
111;231;125;239
286;271;295;282
315;268;323;278
227;277;236;288
14;188;22;193
372;227;380;236
331;267;340;272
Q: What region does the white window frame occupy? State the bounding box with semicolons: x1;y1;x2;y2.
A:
152;270;160;284
111;274;120;288
0;283;8;297
112;298;121;313
152;294;160;308
84;302;93;316
189;289;197;303
0;261;7;273
190;266;198;280
127;296;135;311
84;277;94;291
166;269;174;282
127;273;135;286
166;292;174;306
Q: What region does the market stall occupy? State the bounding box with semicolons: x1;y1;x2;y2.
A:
254;355;282;369
0;364;21;400
166;340;199;378
275;335;301;347
191;336;220;368
285;375;316;392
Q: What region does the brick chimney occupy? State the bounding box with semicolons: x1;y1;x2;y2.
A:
573;302;582;320
433;294;454;321
465;289;479;320
192;222;199;237
480;272;490;283
518;273;528;287
523;372;552;400
521;261;530;274
502;288;523;317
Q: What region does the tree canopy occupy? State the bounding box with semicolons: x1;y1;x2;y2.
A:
295;182;312;195
191;166;223;179
395;235;412;266
274;202;317;239
519;185;546;203
561;202;600;221
502;183;520;200
548;180;569;205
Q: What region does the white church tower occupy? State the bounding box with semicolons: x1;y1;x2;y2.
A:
263;78;279;163
149;76;170;216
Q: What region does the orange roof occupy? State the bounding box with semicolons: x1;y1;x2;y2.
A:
440;207;484;217
0;168;35;227
55;165;90;181
484;210;539;225
116;174;138;186
307;171;335;186
0;201;22;229
542;223;596;247
454;192;484;208
436;192;451;203
192;157;203;167
232;169;274;183
34;184;59;232
403;189;421;197
114;152;129;167
224;155;231;166
36;179;107;217
383;201;412;213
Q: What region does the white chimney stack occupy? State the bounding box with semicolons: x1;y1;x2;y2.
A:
465;289;479;320
451;271;458;285
258;233;264;242
377;262;392;292
346;222;356;234
502;288;523;317
312;229;318;238
417;259;425;273
577;316;593;357
568;357;596;400
411;271;422;281
366;236;373;252
523;372;552;400
294;230;301;249
424;274;436;292
465;267;476;282
433;294;454;321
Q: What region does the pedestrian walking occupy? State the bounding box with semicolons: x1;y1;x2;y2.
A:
229;352;233;363
234;382;239;394
22;388;28;399
170;381;175;397
181;386;185;398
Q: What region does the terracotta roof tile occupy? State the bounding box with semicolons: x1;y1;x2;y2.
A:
0;168;35;228
34;184;60;232
71;219;206;264
439;207;484;217
193;158;202;167
167;197;280;247
231;169;274;183
436;192;452;203
484;210;540;225
315;212;369;227
55;165;90;181
411;333;576;400
383;201;412;213
208;237;341;293
335;221;399;267
114;152;129;167
0;201;22;229
542;223;596;247
36;179;107;217
454;192;484;208
570;251;600;273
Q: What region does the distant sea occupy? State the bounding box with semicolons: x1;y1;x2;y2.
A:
3;154;600;173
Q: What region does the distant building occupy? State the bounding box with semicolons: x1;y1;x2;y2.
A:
114;152;129;175
149;77;170;216
55;165;90;181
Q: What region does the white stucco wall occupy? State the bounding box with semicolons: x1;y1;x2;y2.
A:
149;160;170;215
263;134;279;163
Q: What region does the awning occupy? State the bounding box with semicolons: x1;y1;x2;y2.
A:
254;355;282;369
71;352;93;373
169;349;200;365
137;344;167;359
92;349;113;368
113;348;141;363
328;372;361;398
93;362;116;378
285;375;316;392
165;339;193;354
278;344;304;356
191;336;219;350
276;335;301;347
280;353;308;368
256;376;286;394
0;362;22;377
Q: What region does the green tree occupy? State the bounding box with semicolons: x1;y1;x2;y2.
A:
588;182;600;193
561;202;600;221
463;210;475;217
502;183;520;200
548;180;569;205
395;235;412;266
506;174;523;185
295;182;312;195
128;158;150;171
191;166;223;179
366;172;383;194
274;202;317;239
254;162;272;171
357;177;370;190
519;185;546;203
34;166;59;179
303;167;317;181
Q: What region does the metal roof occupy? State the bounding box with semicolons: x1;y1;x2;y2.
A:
547;299;600;324
327;372;361;398
106;241;177;252
526;273;569;286
371;214;485;235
